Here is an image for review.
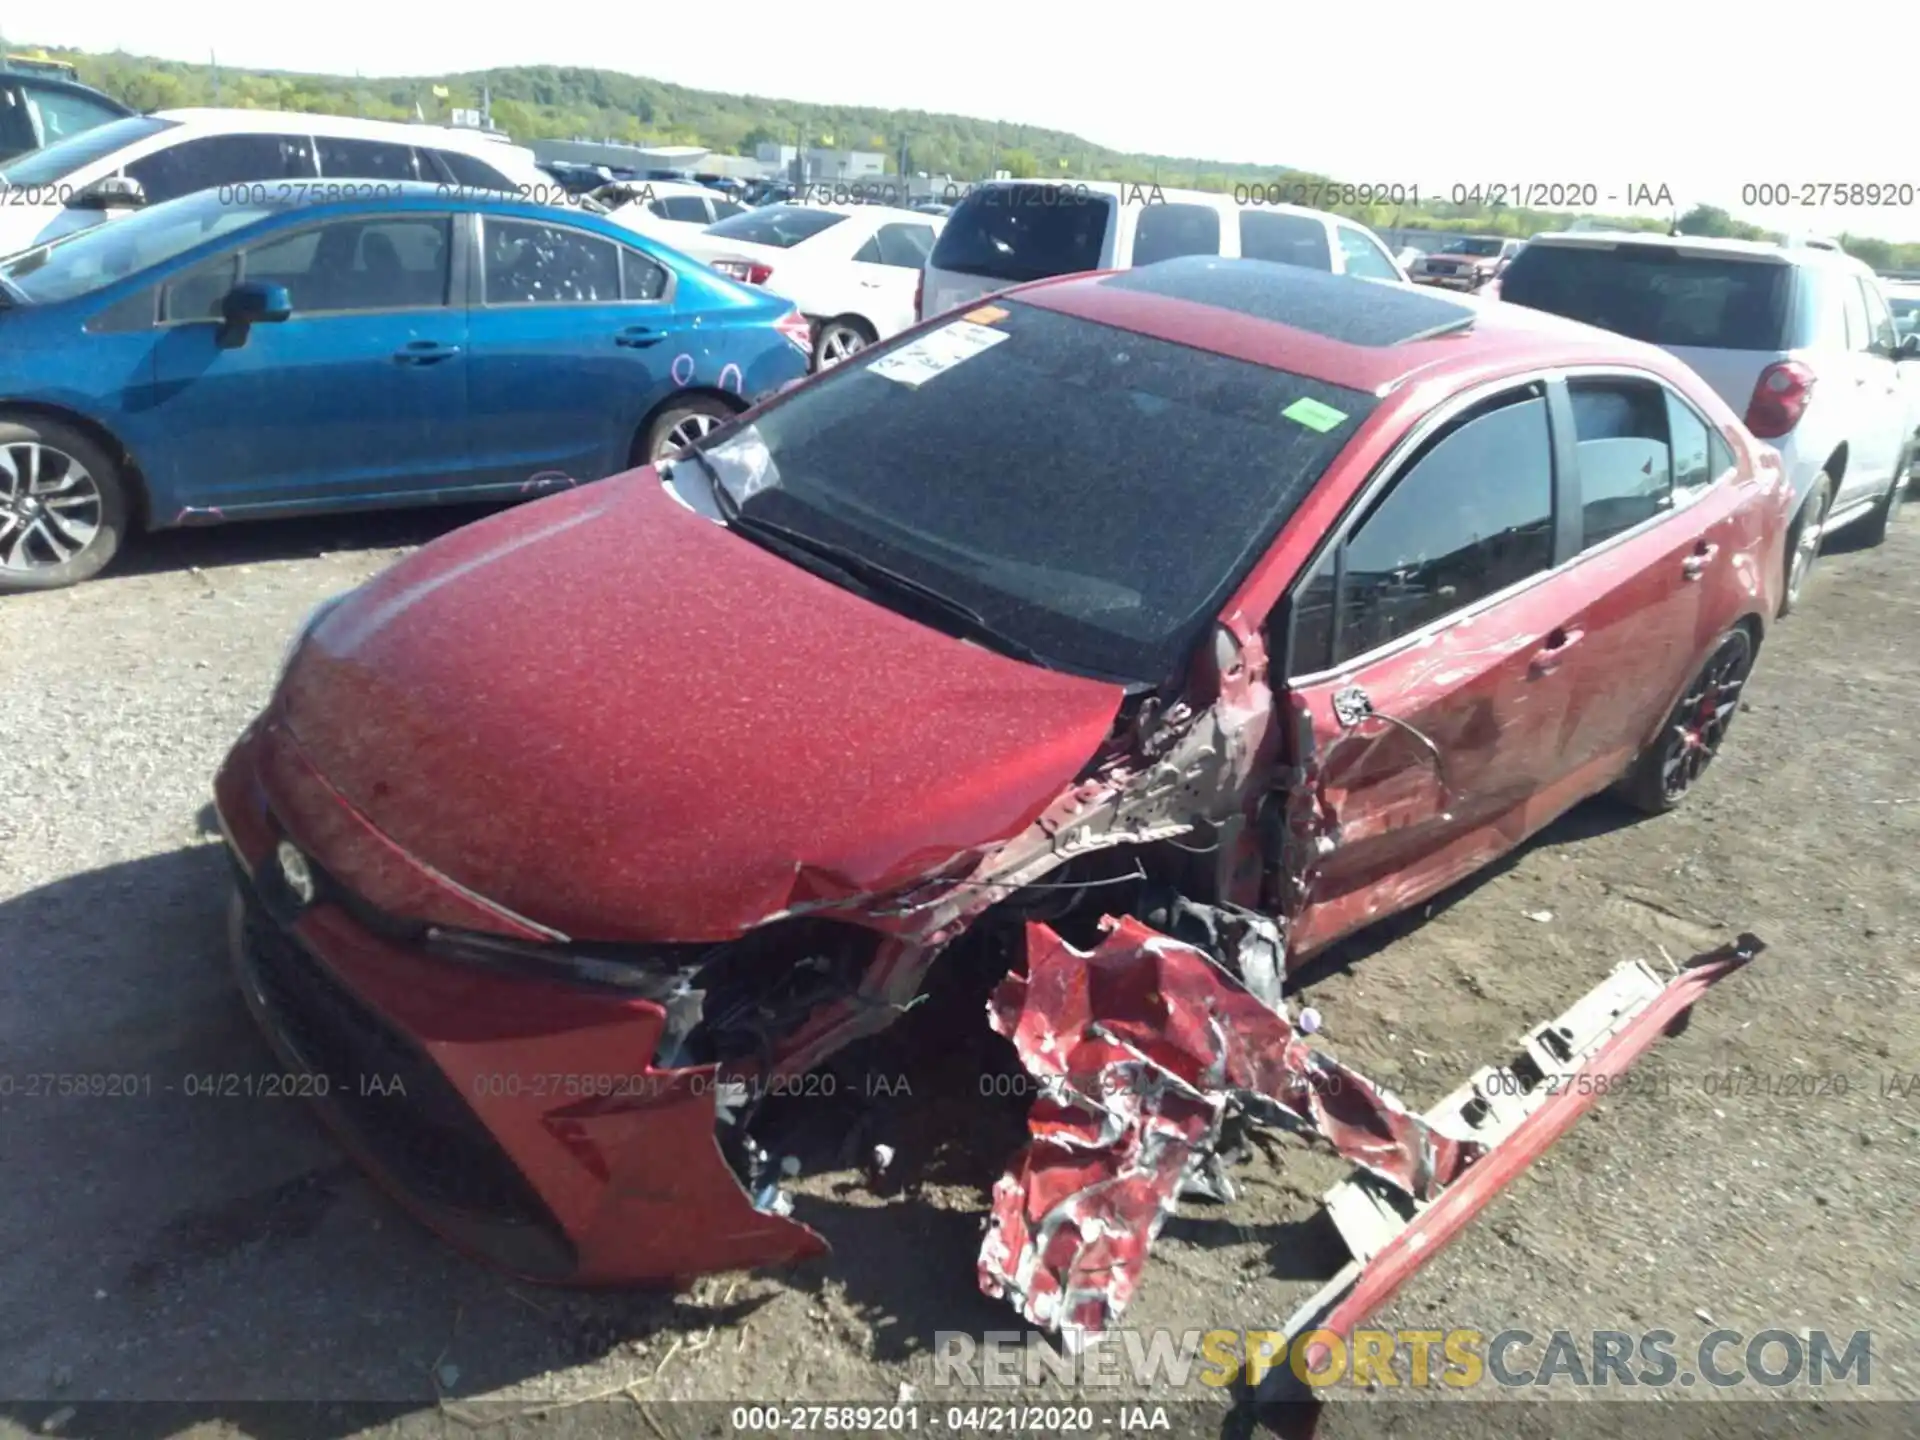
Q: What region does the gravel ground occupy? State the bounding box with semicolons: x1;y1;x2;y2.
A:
1;502;1916;1439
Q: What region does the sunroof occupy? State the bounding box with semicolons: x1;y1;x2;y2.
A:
1103;256;1476;347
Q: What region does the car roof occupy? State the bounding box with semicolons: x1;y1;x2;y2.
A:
150;108;530;156
1009;255;1682;396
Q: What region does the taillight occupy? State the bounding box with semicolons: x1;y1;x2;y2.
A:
773;309;812;354
1745;360;1816;439
712;259;773;285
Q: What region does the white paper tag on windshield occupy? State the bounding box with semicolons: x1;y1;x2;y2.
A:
868;319;1008;388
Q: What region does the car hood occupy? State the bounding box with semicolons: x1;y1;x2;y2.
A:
0;197;95;259
276;471;1128;942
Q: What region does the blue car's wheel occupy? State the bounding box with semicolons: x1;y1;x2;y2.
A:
644;397;734;466
0;416;127;594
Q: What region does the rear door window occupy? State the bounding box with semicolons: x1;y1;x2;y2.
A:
926;185;1113;283
1498;244;1795;350
1567;378;1674;548
483;217;621;304
1239;210;1332;270
316;137;427;182
1129;203;1222;266
1336;224;1400;281
1859;278;1898;357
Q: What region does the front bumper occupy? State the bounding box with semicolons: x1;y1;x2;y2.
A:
213;716;825;1285
1414;270;1491;291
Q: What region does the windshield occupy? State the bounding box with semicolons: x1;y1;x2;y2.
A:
687;299;1374;685
928;185;1113;283
1441;237;1505;257
703;204;846;248
0;190;275;304
1499;243;1796;351
0;114;175;187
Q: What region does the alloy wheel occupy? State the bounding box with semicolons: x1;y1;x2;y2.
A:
816;325;868;368
0;442;103;573
660;411;721;457
1658;632;1753;804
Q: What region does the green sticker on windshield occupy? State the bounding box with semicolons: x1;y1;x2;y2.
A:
1282;396;1349;434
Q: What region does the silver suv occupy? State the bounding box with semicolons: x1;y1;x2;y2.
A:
1499;232;1917;612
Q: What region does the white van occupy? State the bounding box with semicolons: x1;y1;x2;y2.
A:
918;178;1409;320
0;108;555;258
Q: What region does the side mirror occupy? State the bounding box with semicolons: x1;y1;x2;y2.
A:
1898;333;1920;361
69;175;147;211
217;280;292;347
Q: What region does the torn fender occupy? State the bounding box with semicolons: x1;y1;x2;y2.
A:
979;914;1484;1345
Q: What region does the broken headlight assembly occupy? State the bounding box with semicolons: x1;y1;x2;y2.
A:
420;918;880;1073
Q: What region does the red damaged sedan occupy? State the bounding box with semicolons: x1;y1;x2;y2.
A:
214;256;1788;1353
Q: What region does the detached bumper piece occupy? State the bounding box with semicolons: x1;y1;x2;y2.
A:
978;914;1763;1362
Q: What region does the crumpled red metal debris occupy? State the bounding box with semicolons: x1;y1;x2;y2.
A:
979;913;1485;1343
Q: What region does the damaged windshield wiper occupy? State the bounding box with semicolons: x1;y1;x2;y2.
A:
678;446;1054;668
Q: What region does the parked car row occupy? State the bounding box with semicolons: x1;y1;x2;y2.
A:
0;183;812;590
1493;230;1917;608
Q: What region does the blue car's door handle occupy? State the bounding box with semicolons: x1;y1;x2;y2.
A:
615;326;668;349
393;341;462;365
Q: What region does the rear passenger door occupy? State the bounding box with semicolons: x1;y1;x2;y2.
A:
1542;373;1731;784
1844;278;1907;505
850;221;939;337
464;215;681;485
1279;383;1581;956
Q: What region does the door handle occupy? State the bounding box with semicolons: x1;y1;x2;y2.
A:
615;327;667;348
392;341;461;365
1528;626;1585;676
1682;541;1720;580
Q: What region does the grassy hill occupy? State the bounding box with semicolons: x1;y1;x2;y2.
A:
27;44;1920;266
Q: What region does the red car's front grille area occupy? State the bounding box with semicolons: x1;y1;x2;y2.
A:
232;877;576;1277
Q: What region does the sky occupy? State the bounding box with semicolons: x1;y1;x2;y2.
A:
25;0;1920;243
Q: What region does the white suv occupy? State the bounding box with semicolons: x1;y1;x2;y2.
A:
918;179;1409;321
1499;232;1917;612
0;108;555;258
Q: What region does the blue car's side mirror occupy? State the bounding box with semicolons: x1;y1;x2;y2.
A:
217;280;292;347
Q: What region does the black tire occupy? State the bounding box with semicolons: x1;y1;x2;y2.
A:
0;415;128;594
1777;470;1832;617
1615;627;1755;816
641;396;735;465
811;315;875;371
1855;451;1909;549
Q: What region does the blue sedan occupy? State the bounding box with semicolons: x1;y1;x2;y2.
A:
0;183;813;590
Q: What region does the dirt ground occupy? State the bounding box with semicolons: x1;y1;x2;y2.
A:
1;500;1916;1438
